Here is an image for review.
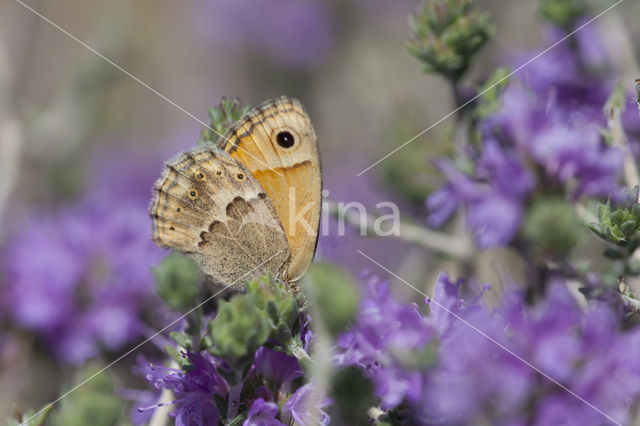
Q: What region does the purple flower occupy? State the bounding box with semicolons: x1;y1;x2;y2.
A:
427;145;534;247
1;195;164;363
282;383;331;426
244;399;286;426
142;351;226;426
427;24;633;248
336;273;436;408
340;273;640;424
254;347;303;393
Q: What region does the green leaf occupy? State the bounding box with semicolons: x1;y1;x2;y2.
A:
620;220;638;236
521;197;580;258
170;331;192;349
597;202;609;222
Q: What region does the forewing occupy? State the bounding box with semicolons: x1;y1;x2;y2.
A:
217;96;321;282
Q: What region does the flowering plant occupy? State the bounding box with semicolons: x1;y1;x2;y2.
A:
6;1;640;425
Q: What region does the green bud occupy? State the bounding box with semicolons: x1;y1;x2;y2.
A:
522;197;580;258
200;97;251;145
153;252;202;311
208;295;273;362
275;321;293;343
590;188;640;248
246;274;299;335
303;263;360;337
408;0;493;81
539;0;586;31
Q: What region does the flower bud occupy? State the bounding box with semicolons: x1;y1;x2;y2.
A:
522;197;580;258
590;187;640;249
208;296;272;362
200;97;250;144
153;252;202;311
407;0;493;81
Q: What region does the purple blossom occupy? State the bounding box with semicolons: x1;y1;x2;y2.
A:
339;273;640;424
244;399;286;426
427;145;534;247
428;82;622;247
142;351;226;426
141;348;330;425
485;83;623;199
254;347;303;393
336;273;435;408
1;195;165;364
427;24;634;248
282;383;331;426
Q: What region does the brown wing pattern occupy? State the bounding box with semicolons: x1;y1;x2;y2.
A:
150;145;291;285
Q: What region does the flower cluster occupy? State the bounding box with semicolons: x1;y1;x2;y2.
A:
338;273;640;424
139;276;329;425
426;24;635;248
1;194;165;364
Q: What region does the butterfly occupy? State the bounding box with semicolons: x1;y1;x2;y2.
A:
149;97;322;286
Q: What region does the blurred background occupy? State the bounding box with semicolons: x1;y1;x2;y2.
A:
1;0;640;421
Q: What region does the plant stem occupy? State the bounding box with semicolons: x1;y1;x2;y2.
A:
327;200;473;260
226;381;243;422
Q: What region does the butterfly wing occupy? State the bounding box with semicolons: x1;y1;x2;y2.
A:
217;97;322;282
150;145;291;286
